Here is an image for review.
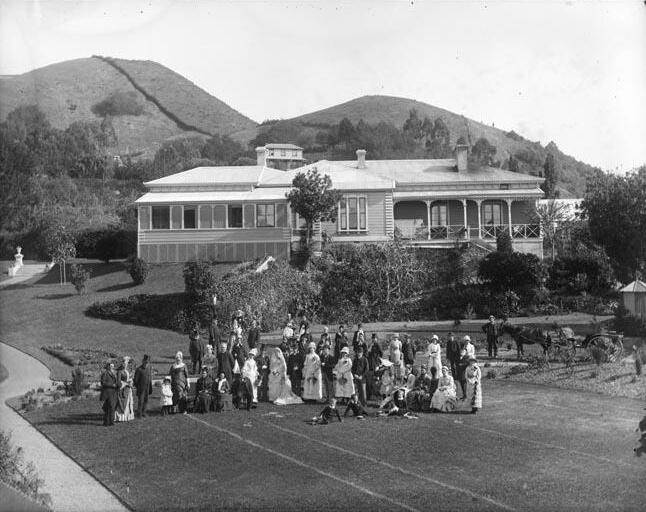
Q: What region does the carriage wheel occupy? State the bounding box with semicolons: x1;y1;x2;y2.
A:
607;338;624;363
586;335;624;363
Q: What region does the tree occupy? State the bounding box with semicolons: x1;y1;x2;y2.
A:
426;118;452;158
470;137;497;167
44;223;77;285
496;231;513;253
542;153;558;198
529;199;571;260
286;168;342;249
507;154;519;173
337;118;356;149
580;167;646;282
402;109;424;142
478;251;545;297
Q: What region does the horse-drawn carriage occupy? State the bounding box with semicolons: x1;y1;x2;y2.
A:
501;321;624;363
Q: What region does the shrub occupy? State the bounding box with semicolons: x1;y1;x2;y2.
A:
70;366;86;396
75;228;136;262
0;430;50;508
485;369;497;379
589;345;607;366
612;305;646;337
70;264;90;294
509;365;525;375
91;90;145;117
86;293;187;331
478;250;545;298
126;257;149;285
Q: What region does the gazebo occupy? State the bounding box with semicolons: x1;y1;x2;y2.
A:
619;280;646;318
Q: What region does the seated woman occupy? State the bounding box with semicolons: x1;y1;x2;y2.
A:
214;372;232;412
429;366;458;412
406;365;432;412
379;389;417;418
194;367;214;413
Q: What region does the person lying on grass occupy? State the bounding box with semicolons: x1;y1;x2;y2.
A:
344;393;369;419
309;398;343;425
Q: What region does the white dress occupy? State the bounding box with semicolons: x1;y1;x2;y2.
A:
388;339;404;380
465;364;482;409
465;342;476;359
242;357;259;403
430;375;457;412
115;369;135;422
267;348;302;405
302;352;322;400
333;356;355;398
426;341;442;376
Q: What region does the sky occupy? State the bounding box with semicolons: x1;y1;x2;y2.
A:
1;0;645;172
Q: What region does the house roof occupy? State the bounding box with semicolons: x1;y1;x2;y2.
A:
393;188;544;200
619;280;646;293
135;188;291;204
265;143;302;150
143;166;287;187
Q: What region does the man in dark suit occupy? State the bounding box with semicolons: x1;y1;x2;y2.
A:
231;336;248;373
334;325;348;360
247;319;260;351
189;326;205;374
208;318;221;349
445;332;462;378
482;315;501;359
100;362;119;426
320;345;336;403
287;346;304;396
402;334;416;367
352;346;369;406
133;354;153;418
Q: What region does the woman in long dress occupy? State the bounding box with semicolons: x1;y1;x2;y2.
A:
388;334;404;383
426;335;442;377
464;357;482;414
302;343;322;401
430;366;457;412
115;356;135;422
169;351;189;414
333;347;355;400
267;348;302;405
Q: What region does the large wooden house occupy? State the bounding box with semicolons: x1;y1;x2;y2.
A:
135;145;544;262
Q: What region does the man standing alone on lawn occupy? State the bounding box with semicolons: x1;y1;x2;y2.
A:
482;315;500;359
100;362;119;426
133;354;153;418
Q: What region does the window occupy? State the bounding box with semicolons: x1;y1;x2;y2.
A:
431;203;448;226
152;206;170;229
281;149;286;157
243;204;255;228
276;203;287;227
228;204;243;228
292;150;298;157
171;206;182;229
139;207;150;230
199;205;212;229
257;204;275;227
483;202;502;225
183;206;196;229
338;195;368;232
213;205;226;228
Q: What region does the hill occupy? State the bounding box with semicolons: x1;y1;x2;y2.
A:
0;57;256;158
249;95;598;196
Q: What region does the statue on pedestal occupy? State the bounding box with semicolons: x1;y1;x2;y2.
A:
14;246;24;268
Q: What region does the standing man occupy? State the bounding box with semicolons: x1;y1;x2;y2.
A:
287;346;304;396
402;334;416;367
133;354;153;418
208;317;221;350
247;319;260;351
320;345;336;403
352;323;364;353
445;332;461;379
482;315;500;359
334;325;348;361
188;325;205;374
100;362;119;426
352;346;369;407
231;335;248;373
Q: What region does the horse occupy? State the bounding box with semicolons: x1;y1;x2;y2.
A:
500;321;552;360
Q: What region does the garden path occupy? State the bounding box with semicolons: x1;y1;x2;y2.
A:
0;342;128;512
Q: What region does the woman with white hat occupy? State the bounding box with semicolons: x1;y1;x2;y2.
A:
333;347;355;401
388;333;404;384
465;357;482;413
426;334;442;377
242;348;259;406
302;342;322;401
463;335;476;359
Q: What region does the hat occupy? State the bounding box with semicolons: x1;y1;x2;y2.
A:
237;309;244;316
341;347;350;355
431;334;439;341
463;335;471;342
163;376;171;382
249;348;258;356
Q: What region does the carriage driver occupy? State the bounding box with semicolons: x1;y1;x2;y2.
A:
482;315;501;359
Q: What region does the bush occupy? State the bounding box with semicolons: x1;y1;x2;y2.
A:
478;250;545;298
70;366;86;396
612;305;646;337
184;259;320;331
70;264;90;294
86;293;188;331
75;228;136;262
485;369;497;379
0;430;50;508
126;257;149;285
91;90;145;117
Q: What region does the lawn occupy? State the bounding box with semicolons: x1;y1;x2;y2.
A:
12;380;645;512
0;261;218;381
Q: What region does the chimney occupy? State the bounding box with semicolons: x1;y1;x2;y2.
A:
356;149;367;169
256;146;267;167
455;144;468;173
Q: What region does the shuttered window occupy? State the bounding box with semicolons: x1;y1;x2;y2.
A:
152;206;170;230
244;204;255;228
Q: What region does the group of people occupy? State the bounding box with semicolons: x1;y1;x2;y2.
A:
99;310;493;424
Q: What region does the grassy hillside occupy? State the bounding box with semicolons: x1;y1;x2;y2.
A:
0;57;257;159
252;95;597;196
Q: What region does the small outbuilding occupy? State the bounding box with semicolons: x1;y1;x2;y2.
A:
619;280;646;318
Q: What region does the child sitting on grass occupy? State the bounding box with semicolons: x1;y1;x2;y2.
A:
344;393;369;419
309;398;343;425
378;389;417;419
160;377;173;416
